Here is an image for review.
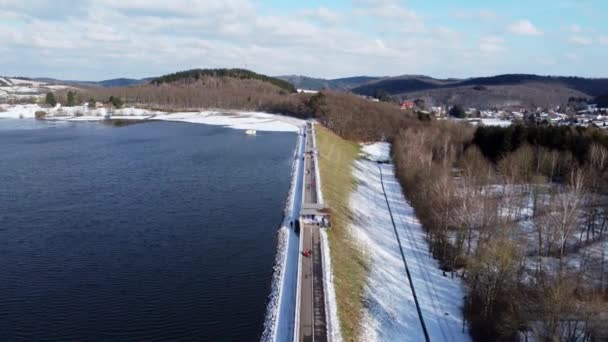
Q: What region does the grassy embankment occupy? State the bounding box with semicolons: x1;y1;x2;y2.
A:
315;125;366;341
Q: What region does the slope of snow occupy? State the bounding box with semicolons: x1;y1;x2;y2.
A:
8;78;45;86
45;85;69;90
361;142;391;162
351;146;470;341
153;111;302;132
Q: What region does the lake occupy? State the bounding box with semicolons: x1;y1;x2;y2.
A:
0;119;296;341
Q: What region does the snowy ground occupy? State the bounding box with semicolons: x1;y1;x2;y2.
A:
320;229;342;342
351;143;470;341
0;77;68;101
0;104;303;133
361;142;391;162
152;111;301;132
467;118;513;127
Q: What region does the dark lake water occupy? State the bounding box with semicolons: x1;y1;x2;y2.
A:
0;119;296;341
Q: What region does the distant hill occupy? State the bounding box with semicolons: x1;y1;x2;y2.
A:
277;75;381;90
153;69;296;93
33;77;152;88
351;74;608;108
23;71;608;109
95;78;153;87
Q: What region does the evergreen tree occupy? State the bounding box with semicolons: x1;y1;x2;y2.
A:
449;105;466;118
109;96;123;109
45;92;57;107
373;89;390;102
66;91;75;107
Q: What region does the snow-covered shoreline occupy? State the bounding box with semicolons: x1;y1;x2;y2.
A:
0;104;302;133
353;143;470;341
261;125;306;342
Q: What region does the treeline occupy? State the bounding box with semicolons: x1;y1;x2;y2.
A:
150;68;296;93
595;93;608;108
307;91;415;141
58;81;414;142
58;77;305;114
474;124;608;164
392;123;608;340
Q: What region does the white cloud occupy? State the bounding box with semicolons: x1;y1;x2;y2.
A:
453;9;496;21
480;36;506;54
478;10;496;20
569;35;593;46
353;0;426;33
0;0;604;79
564;52;579;61
507;20;543;36
304;6;342;25
563;24;583;33
98;0;254;18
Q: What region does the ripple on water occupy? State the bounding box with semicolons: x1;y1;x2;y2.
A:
0;120;296;341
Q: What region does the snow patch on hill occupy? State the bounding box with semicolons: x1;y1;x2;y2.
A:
361;142;391;162
351;144;470;341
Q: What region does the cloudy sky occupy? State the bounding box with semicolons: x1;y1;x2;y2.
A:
1;0;607;80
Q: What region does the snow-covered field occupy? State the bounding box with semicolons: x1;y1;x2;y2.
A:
152;111;301;132
352;143;470;341
0;77;68;101
0;104;303;133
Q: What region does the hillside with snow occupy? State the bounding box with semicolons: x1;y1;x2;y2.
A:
0;77;68;102
353;143;470;341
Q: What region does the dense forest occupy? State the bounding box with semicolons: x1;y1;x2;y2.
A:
150;68;296;93
56;79;410;141
391;122;608;340
473;125;608;164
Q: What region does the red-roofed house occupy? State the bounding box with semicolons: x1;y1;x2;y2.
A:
401;101;415;110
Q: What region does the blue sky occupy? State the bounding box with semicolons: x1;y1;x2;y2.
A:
0;0;606;80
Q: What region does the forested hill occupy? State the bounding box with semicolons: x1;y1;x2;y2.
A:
352;74;608;97
350;74;608;108
277;75;381;90
151;68;296;93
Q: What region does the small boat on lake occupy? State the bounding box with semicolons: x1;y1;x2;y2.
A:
245;129;256;135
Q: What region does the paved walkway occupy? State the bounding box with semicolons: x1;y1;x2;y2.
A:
297;122;327;342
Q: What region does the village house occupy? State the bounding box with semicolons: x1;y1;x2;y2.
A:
400;100;415;110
